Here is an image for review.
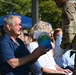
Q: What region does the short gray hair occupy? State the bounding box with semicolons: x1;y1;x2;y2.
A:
4;15;14;29
29;21;52;39
4;15;21;30
32;21;52;33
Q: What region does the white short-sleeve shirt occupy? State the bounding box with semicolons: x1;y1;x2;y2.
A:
27;42;56;75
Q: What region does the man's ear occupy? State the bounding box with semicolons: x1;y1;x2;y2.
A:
6;24;12;30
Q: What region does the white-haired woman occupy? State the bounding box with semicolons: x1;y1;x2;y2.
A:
27;21;72;75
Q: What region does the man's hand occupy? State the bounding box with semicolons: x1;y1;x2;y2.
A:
32;46;46;58
7;46;46;68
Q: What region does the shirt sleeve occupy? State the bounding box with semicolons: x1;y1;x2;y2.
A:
30;61;42;74
55;34;62;47
27;43;42;74
27;43;38;53
0;41;15;62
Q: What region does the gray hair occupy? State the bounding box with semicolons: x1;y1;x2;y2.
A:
4;15;14;30
32;21;52;33
29;21;52;39
4;15;21;30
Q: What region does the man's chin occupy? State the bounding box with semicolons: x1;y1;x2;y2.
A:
17;33;21;37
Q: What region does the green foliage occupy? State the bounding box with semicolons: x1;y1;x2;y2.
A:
0;0;32;16
39;0;62;29
0;0;62;28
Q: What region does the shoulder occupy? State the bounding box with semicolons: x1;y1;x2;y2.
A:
17;38;24;44
65;1;75;7
64;1;76;12
0;34;10;43
27;42;38;53
28;42;38;47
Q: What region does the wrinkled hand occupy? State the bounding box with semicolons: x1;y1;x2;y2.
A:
32;46;46;58
63;69;73;75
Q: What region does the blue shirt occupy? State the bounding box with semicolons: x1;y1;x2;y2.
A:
54;34;75;68
0;33;30;75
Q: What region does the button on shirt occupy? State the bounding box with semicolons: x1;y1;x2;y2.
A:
0;33;30;75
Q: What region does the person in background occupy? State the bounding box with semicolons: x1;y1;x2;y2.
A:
18;30;24;42
53;28;63;41
27;21;72;75
18;30;32;46
48;29;55;49
53;28;63;48
0;16;46;75
54;0;76;74
23;30;29;43
53;28;75;71
24;32;32;46
24;33;29;42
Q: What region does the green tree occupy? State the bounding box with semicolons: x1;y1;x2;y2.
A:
39;0;62;29
0;0;62;28
0;0;32;16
